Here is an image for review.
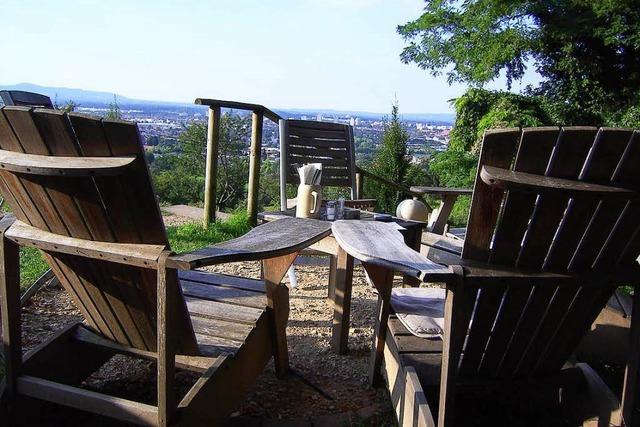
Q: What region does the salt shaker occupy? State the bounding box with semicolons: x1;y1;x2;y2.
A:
326;201;336;221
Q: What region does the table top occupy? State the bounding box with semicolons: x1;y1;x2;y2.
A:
409;186;472;196
258;209;426;230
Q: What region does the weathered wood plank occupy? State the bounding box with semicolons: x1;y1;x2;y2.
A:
0;224;21;395
332;221;452;282
516;127;597;269
263;253;297;377
546;128;631;271
488;127;559;266
190;315;254;342
184;297;263;325
181;279;266;309
179;270;265;293
168;217;331;269
17;376;158;426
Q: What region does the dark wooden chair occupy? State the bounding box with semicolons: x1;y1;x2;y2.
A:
0;106;331;426
332;126;640;426
0;90;53;108
279;119;376;211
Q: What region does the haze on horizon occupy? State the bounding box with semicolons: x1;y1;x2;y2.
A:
2;0;540;114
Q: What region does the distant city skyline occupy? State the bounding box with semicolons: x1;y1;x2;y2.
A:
2;0;541;113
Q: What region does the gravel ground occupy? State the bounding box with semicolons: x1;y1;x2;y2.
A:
8;214;398;425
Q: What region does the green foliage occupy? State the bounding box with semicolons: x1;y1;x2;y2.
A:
151;114;257;210
166;212;251;253
399;0;640;124
450;88;554;153
365;102;411;213
53;96;78;113
429;88;554;225
105;95;122;120
398;0;533;88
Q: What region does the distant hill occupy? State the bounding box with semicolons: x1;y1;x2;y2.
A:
0;83;455;124
0;83;146;105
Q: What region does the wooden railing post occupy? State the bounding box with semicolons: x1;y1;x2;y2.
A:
355;171;363;199
203;106;221;227
247;110;263;226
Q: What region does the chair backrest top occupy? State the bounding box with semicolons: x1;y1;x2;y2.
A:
0;90;53;108
0;106;196;353
280;119;357;193
462;126;640;273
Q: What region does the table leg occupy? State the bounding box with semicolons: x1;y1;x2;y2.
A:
430;194;458;235
362;263;394;387
327;254;337;303
331;245;354;354
403;228;423;287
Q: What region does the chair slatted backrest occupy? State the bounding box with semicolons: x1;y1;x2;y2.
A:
280;119;357;205
0;106;197;353
0;90;54;108
452;127;640;381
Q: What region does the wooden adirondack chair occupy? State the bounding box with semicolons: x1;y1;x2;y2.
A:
0;106;332;426
332;126;640;426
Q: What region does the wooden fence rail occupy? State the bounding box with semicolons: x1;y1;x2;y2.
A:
195;99;282;226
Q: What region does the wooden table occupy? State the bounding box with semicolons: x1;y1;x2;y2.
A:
410;186;472;234
258;209;426;354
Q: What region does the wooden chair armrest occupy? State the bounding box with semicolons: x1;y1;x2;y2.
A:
481;165;636;199
168;217;332;269
422;243;640;285
4;220;167;268
332;220;453;282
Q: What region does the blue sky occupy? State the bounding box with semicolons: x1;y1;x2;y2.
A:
2;0;540;113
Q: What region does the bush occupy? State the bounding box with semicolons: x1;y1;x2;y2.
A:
429;88;555;225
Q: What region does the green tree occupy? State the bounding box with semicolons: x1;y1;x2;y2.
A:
398;0;640;124
151;113;266;211
53;95;78;113
105;95;122;120
366;102;411;213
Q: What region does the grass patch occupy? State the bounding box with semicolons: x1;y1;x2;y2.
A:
166;212;251;253
20;247;49;291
